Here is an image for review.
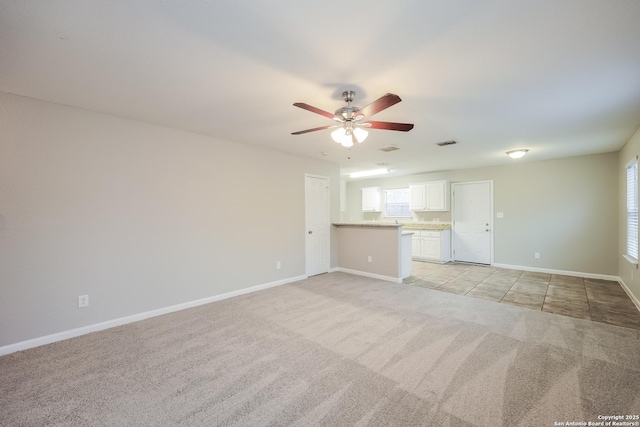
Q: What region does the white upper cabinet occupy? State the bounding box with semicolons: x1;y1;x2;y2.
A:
361;186;382;212
426;180;448;211
409;184;426;210
409;180;449;211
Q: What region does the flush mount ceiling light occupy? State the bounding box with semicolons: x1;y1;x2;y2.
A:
506;149;529;159
349;168;390;178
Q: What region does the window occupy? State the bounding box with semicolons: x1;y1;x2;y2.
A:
626;157;638;262
385;188;411;217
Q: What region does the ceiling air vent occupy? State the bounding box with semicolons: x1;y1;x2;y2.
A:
379;145;400;152
437;140;457;146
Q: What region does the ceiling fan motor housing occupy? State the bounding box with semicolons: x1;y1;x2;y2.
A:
336;91;360;120
335;106;360;120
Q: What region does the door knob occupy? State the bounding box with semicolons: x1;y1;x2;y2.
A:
308;230;313;234
485;229;490;232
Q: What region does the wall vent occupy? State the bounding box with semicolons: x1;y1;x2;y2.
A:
379;146;400;152
437;140;457;146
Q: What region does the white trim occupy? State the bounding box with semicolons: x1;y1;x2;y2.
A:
0;274;307;357
492;263;619;281
618;278;640;313
623;254;639;266
334;267;402;283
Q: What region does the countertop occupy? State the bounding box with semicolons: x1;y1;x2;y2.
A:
402;223;451;230
332;222;451;230
332;222;401;228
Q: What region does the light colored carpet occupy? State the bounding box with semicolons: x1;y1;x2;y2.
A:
1;272;639;426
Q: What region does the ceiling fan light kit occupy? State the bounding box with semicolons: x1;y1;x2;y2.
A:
292;91;414;148
506;149;529;159
331;126;368;147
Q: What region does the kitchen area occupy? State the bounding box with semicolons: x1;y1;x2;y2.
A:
333;180;453;283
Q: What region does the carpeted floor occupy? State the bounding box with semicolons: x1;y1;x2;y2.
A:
1;272;639;426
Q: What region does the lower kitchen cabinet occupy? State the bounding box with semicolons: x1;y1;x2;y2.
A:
410;229;451;263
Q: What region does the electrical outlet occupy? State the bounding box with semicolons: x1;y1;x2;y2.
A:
368;255;373;263
534;252;540;259
276;261;281;269
78;295;89;308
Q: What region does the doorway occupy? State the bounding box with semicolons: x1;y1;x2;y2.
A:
451;181;493;264
305;174;330;276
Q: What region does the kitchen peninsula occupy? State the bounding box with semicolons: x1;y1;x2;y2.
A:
332;222;414;283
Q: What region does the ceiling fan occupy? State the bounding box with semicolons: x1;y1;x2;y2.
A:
291;91;414;147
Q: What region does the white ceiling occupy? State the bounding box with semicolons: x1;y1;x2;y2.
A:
2;1;640;180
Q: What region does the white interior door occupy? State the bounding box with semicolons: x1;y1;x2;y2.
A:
452;181;492;264
305;174;330;276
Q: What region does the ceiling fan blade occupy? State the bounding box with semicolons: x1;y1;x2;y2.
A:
291;124;337;135
364;121;414;132
293;102;337;120
359;93;402;118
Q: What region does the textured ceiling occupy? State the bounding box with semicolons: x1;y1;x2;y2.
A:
2;0;640;179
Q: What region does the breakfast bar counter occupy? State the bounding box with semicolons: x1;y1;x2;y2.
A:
332;222;411;282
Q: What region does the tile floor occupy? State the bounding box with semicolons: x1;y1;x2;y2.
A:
404;261;640;330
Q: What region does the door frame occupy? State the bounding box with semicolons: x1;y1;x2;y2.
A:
451;180;494;265
305;173;330;276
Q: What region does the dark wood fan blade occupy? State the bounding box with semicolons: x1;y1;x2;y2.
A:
359;93;402;118
291;124;335;135
293;102;336;119
365;121;414;132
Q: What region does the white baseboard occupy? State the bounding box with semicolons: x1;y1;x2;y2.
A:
0;274;307;357
492;263;619;282
334;267;402;284
617;278;640;313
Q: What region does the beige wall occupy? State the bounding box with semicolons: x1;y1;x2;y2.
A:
335;226;401;279
618;126;640;305
0;92;340;347
345;153;619;276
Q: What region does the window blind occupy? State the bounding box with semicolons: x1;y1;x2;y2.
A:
385;188;411;217
627;158;638;260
